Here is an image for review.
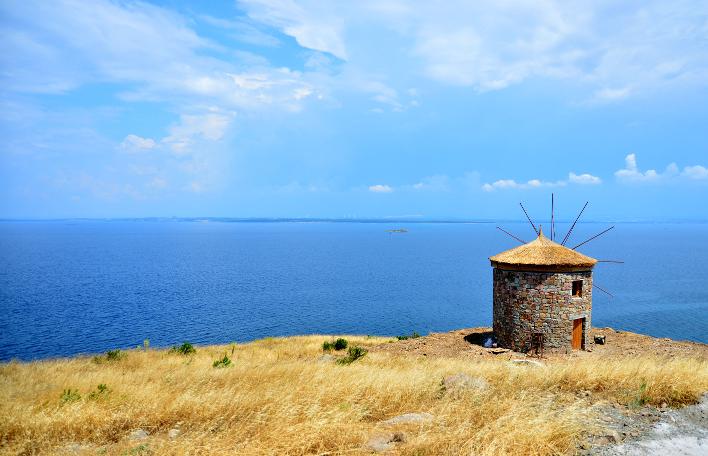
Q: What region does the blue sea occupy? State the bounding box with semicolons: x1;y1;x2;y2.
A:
1;221;706;361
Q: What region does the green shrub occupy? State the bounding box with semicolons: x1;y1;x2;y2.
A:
88;383;110;400
337;346;368;365
143;339;150;351
631;380;650;408
334;338;348;350
60;389;81;403
323;338;349;351
397;331;422;340
213;354;232;368
126;443;152;455
106;349;125;361
170;342;196;355
93;349;126;363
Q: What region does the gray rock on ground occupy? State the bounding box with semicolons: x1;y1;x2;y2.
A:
168;428;180;439
317;354;335;363
128;429;149;440
366;432;407;452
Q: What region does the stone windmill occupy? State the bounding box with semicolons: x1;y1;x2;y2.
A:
490;196;617;354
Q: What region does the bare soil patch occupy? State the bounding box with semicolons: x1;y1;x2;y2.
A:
372;327;708;361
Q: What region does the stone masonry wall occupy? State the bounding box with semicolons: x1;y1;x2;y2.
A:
492;269;593;353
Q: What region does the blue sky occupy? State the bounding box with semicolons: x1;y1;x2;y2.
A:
1;0;707;220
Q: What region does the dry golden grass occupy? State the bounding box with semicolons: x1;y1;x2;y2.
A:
1;335;707;455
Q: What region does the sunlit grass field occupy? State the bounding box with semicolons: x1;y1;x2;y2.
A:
1;335;707;455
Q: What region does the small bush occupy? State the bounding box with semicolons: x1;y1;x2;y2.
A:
323;338;349;351
213;354;232;368
337;346;368;365
106;349;125;361
631;380;650;408
397;331;422;340
143;339;150;351
60;389;81;403
88;383;110;400
171;342;196;355
127;443;152;455
94;349;126;363
334;338;348;350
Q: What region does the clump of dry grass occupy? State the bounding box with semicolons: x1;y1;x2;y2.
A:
1;336;706;455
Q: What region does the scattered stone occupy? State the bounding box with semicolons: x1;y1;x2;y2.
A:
365;432;408;452
490;348;509;354
128;429;149;440
442;373;489;395
168;428;180;439
510;359;545;368
365;436;393;452
317;354;335;363
382;412;433;425
604;430;621;443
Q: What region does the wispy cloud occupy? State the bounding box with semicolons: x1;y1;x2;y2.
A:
369;184;393;193
119;134;157;153
568;172;602;185
241;0;708;99
482;172;600;192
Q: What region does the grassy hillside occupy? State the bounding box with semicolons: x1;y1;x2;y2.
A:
1;335;707;455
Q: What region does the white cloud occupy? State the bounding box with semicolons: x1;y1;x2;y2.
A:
614;153;678;182
682;165;708;180
568;172;602;185
0;1;320;113
239;0;348;59
119;134;157;153
615;154;708;183
162;111;234;155
240;1;708;99
481;170;602;191
369;184;393;193
591;86;632;103
481;171;601;191
482;178;567;192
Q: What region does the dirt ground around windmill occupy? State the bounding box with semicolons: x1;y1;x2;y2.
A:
372;326;708;361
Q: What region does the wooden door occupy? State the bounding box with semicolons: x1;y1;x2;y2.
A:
572;318;583;350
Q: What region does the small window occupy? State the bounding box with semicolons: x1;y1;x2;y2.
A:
572;280;583;297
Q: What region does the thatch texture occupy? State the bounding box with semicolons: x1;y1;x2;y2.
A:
490;229;597;270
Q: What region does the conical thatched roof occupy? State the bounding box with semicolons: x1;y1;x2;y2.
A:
490;227;597;271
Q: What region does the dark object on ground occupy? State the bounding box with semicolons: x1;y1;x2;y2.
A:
464;331;495;347
595;335;607;345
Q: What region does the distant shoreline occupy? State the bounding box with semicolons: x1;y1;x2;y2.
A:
3;218;708;224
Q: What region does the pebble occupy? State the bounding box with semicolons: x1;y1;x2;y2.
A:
168;428;180;439
128;429;149;440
